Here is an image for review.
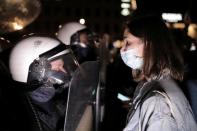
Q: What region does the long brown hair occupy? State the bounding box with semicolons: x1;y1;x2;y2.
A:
126;11;184;81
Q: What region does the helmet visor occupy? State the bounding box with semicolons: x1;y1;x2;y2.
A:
27;44;79;89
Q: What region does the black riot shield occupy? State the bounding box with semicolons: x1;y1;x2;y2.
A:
63;61;100;131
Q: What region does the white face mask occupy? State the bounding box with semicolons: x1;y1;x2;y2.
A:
120;48;143;70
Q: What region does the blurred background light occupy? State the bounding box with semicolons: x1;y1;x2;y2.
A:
187;24;197;40
121;8;130;16
12;22;23;30
121;0;130;2
162;13;183;22
0;0;41;34
121;3;130;9
79;18;86;25
131;0;137;10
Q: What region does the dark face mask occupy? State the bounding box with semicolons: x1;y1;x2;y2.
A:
29;84;56;103
29;71;70;103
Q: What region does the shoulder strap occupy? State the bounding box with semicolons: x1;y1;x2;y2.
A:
126;81;163;122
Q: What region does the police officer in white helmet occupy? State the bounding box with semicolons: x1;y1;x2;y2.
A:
9;35;79;131
57;22;98;64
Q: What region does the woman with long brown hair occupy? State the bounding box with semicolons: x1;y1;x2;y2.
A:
120;10;197;131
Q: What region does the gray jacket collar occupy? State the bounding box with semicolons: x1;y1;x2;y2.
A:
127;70;171;122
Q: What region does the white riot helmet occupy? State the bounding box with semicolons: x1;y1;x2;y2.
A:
57;22;87;45
9;36;79;89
